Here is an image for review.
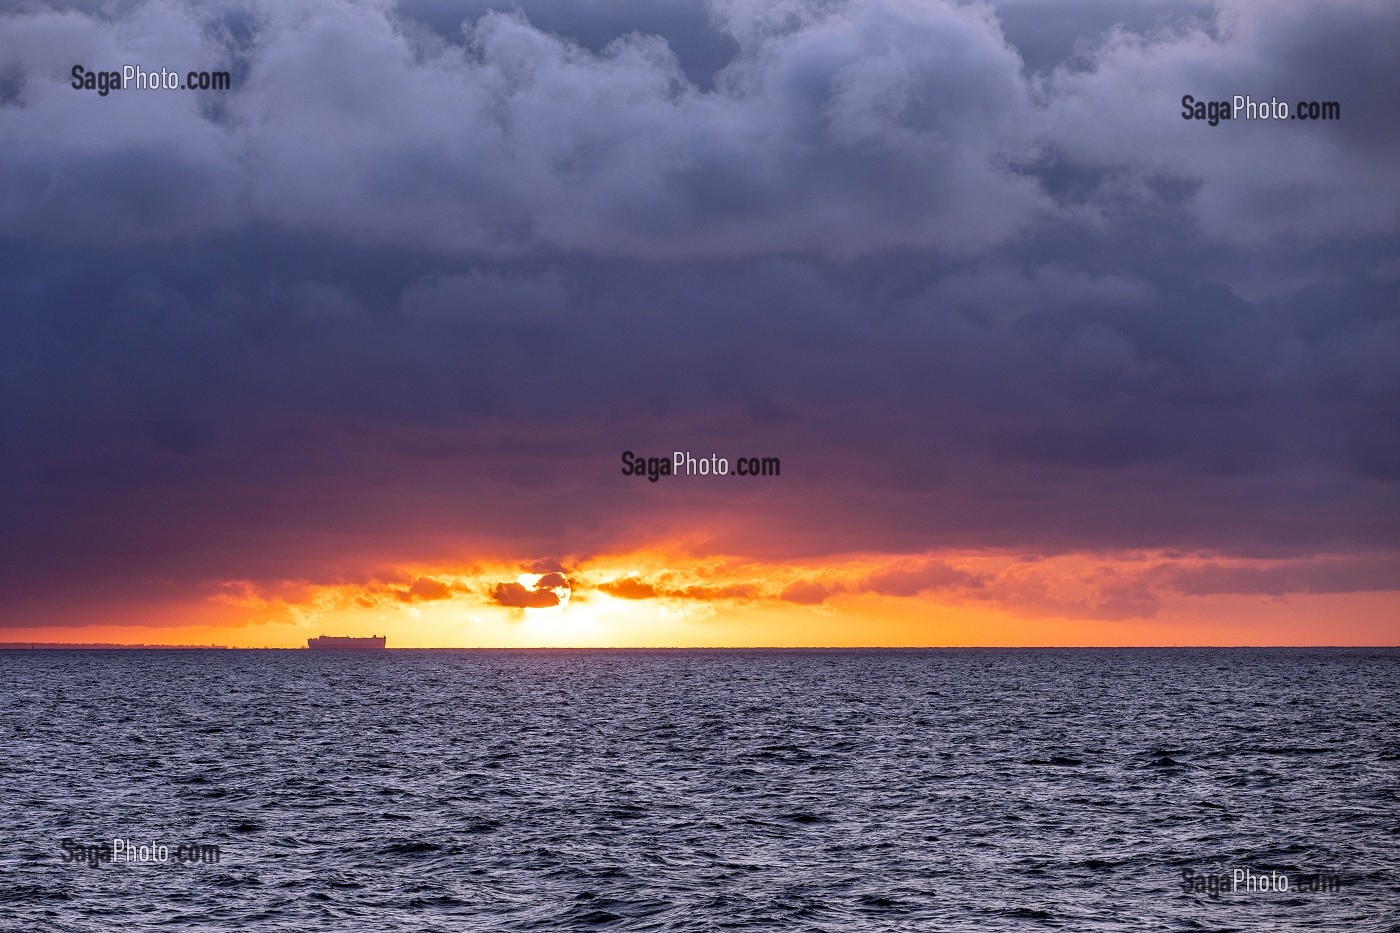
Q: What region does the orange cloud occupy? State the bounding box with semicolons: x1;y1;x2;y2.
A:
779;580;833;605
25;548;1391;648
860;560;987;597
535;572;570;589
490;580;560;609
598;577;657;600
403;576;452;601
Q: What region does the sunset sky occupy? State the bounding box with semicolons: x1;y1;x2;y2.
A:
2;0;1397;647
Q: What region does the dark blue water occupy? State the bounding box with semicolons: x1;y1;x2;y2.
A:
2;648;1396;931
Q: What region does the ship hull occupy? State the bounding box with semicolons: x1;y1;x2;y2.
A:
307;636;386;650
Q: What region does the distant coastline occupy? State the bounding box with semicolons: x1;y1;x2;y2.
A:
0;643;229;650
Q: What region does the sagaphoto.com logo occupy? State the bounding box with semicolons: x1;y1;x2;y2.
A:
1180;866;1342;898
60;838;221;867
621;450;781;483
71;64;231;96
1180;93;1340;125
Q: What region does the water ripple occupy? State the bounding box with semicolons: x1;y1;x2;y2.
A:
0;647;1395;930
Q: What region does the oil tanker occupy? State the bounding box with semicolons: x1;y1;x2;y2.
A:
307;635;386;650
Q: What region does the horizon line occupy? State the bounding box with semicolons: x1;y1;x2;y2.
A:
2;643;1396;650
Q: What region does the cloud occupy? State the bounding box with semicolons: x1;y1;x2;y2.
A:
1;0;1045;257
9;0;1394;258
677;583;761;601
489;580;561;608
597;575;760;602
861;560;987;598
405;576;452;601
993;0;1215;74
778;579;833;605
1038;0;1400;245
598;577;659;600
1159;556;1400;597
0;0;1397;630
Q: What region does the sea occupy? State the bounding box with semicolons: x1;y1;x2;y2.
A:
1;648;1396;931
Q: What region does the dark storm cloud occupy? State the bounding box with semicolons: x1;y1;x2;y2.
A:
1039;0;1400;243
1;0;1398;622
7;0;1394;254
397;0;738;88
2;0;1045;255
993;0;1215;74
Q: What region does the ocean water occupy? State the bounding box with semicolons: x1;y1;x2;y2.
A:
1;648;1396;931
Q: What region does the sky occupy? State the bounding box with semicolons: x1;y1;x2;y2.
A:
1;0;1397;647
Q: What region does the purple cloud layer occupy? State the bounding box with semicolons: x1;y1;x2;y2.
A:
1;0;1397;621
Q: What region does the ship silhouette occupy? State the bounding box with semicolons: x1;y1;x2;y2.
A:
307;635;386;650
